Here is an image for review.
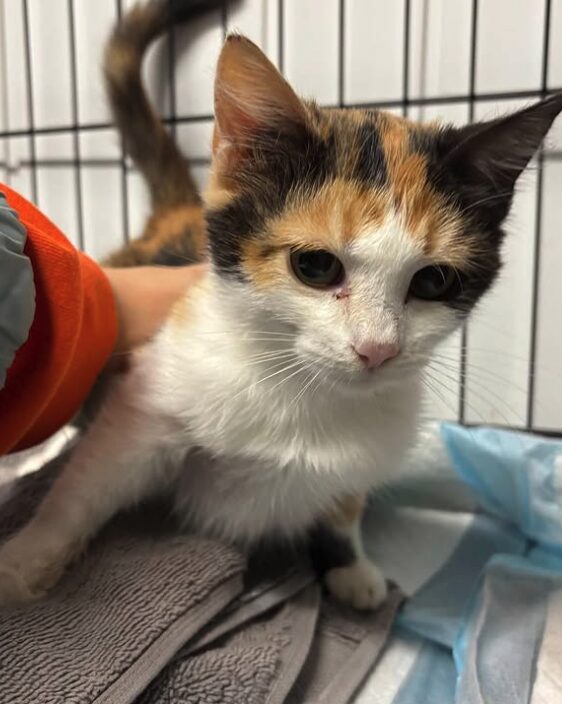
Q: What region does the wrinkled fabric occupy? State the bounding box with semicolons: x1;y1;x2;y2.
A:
0;453;401;704
0;459;245;704
442;423;562;550
352;422;562;704
0;183;117;454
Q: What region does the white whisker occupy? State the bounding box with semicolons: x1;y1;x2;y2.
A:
231;358;305;401
290;367;322;409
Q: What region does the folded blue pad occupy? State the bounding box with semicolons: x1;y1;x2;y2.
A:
357;423;562;704
443;423;562;552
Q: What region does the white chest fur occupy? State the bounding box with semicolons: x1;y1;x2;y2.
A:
132;284;423;543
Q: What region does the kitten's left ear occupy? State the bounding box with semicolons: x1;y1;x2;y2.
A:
212;35;307;165
442;93;562;217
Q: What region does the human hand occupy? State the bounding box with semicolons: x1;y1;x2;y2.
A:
102;264;207;356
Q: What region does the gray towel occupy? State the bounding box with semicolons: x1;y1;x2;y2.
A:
0;454;402;704
141;585;403;704
288;592;402;704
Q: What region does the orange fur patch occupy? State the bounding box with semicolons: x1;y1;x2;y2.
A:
106;205;206;267
147;205;205;251
241;179;388;288
167;276;209;334
204;164;237;210
376;113;477;266
169;291;192;328
378;116;436;242
326;494;366;528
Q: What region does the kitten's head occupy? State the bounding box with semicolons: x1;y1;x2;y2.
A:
205;36;562;390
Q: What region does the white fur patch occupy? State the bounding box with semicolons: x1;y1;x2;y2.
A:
136;218;462;544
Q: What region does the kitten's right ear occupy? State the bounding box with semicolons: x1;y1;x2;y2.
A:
436;93;562;228
443;93;562;197
444;93;562;180
212;35;307;168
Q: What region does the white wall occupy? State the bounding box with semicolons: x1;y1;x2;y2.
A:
0;0;561;431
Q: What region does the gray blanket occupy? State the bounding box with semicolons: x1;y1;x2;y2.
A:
0;455;401;704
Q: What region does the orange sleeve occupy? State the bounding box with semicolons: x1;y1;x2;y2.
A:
0;184;118;454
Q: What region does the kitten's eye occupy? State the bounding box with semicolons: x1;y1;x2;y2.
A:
290;249;345;289
408;265;459;301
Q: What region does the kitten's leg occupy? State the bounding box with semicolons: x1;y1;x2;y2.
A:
0;381;179;604
311;494;387;610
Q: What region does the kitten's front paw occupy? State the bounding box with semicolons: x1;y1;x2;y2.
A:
0;535;68;606
325;558;388;610
0;563;39;604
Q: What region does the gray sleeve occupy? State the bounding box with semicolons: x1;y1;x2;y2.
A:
0;191;36;390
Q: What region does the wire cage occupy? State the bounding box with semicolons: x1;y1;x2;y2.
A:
0;0;561;433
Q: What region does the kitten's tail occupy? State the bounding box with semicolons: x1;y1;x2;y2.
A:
104;0;219;210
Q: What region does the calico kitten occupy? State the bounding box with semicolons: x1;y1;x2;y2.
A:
0;0;561;609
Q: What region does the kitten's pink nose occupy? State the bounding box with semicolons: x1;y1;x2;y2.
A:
352;341;399;370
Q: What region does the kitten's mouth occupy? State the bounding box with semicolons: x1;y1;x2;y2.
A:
298;350;422;392
340;357;421;390
313;364;388;390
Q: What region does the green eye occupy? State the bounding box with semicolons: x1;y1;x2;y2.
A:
290;249;345;289
408;265;460;301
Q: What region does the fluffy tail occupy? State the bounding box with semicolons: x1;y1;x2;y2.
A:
104;0;220;210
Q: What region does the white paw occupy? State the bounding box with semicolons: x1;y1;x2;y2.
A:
325;559;388;610
0;533;70;606
0;563;39;604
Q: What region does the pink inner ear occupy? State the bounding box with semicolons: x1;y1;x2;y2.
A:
213;88;261;154
212;105;260;174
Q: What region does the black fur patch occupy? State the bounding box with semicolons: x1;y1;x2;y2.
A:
409;126;509;228
447;248;502;314
308;523;356;576
354;122;387;186
150;225;203;266
207;194;265;276
151;249;193;267
410;128;505;313
207;126;337;278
